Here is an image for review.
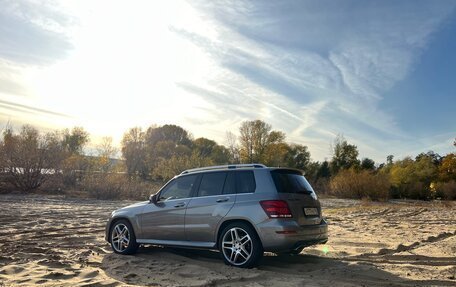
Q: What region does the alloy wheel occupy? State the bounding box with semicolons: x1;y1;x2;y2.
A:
221;227;253;266
111;223;130;253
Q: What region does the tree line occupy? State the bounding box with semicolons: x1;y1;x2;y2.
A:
0;120;455;200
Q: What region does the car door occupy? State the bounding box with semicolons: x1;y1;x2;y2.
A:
139;174;198;241
185;171;236;243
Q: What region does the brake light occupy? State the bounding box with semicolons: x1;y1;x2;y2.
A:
260;200;292;218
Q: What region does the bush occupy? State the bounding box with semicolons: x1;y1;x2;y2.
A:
389;181;434;200
309;178;331;195
434;181;456;200
80;173;163;200
330;169;390;201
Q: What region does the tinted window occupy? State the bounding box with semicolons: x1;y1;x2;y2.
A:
236;171;256;194
198;172;227;197
271;170;314;194
159;175;197;201
223;172;236;194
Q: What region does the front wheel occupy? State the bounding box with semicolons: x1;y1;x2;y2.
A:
218;222;263;268
110;219;139;255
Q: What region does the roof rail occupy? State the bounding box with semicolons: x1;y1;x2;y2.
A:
180;163;266;175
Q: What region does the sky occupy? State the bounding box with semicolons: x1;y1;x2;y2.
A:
0;0;455;163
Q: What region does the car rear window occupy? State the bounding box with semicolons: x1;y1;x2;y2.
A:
271;169;315;194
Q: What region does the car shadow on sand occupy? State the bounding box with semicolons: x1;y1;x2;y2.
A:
101;246;456;286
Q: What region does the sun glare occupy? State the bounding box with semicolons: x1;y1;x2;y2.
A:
20;0;217;143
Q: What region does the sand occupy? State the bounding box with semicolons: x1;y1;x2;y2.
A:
0;194;454;286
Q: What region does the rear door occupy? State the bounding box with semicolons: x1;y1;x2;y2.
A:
185;171;236;243
270;169;322;225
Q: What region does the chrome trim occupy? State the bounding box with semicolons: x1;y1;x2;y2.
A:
136;239;216;249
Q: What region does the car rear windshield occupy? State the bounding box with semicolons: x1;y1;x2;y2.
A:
271;169;315;194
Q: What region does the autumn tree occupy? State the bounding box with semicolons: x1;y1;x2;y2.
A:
389;156;437;199
239;120;287;164
415;151;442;166
145;124;192;147
186;137;229;165
330;135;360;174
95;137;118;172
121;127;147;178
438;153;456;182
285;144;311;171
59;127;90;185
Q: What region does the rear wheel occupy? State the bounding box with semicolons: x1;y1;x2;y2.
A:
218;222;263;268
110;219;139;255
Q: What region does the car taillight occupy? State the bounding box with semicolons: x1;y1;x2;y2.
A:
260;200;292;218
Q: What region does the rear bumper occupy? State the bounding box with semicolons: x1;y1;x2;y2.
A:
256;218;328;253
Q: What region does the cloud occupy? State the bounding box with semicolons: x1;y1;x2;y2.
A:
0;0;74;65
172;0;456;161
0;98;70;118
1;0;454;162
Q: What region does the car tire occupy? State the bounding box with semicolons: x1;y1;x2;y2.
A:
218;222;263;268
110;219;139;255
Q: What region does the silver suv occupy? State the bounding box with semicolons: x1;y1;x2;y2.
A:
106;164;328;268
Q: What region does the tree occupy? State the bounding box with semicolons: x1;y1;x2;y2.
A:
415;151;442;166
121;127;147;178
225;131;240;164
361;158;375;170
62;127;89;155
193;138;217;158
330;135;360;174
317;160;331;180
285;144;311;171
387;155;394;165
389;156;437;199
438;153;456;182
262;142;289;166
95;137;118;172
145;124;192;147
209;145;230;165
0;125;64;191
239;120;286;163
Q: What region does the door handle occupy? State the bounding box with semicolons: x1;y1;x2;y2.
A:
174;202;185;208
216;197;230;203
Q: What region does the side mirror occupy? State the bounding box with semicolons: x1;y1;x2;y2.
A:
149;194;158;204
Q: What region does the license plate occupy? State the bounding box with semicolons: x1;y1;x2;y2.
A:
304;208;319;216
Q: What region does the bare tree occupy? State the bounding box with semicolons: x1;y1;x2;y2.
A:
225;131;240;164
95;137;118;172
0;125;63;191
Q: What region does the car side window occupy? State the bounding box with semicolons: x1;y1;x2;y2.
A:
159;175;197;201
222;172;236;194
236;171;256;194
198;172;227;197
